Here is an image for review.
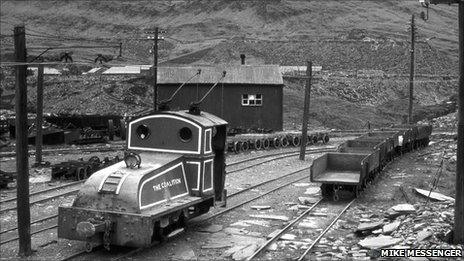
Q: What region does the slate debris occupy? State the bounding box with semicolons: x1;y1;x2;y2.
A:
350;201;463;255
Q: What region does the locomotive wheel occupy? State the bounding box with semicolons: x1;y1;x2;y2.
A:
254;139;262;150
292;136;300;147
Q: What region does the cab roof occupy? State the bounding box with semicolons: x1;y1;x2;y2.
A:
147;110;228;128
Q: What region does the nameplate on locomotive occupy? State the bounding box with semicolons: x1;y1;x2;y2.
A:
139;163;189;210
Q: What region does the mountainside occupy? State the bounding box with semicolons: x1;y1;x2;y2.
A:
0;0;460;129
0;0;459;70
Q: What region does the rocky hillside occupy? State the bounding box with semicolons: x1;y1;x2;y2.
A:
0;0;460;129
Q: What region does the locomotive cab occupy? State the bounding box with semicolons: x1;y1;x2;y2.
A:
58;110;227;248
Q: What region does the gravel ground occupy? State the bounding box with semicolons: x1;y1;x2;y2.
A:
3;134;461;261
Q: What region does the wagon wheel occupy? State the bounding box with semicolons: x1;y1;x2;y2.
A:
320;184;331;198
85;166;92;179
292;136;300;147
263;139;270;150
108;119;114;141
323;134;330;144
306;135;312;146
241;141;249;152
119;119;127;140
312;136;319;145
354;185;362;198
362;178;368;189
88;156;100;167
332;185;340;201
76;167;86;181
272;138;281;149
254;139;262;150
280;137;289;147
233;141;241;154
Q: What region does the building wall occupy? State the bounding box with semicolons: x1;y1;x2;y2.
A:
158;84;283;131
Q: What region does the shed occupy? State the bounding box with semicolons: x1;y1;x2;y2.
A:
153;65;283;132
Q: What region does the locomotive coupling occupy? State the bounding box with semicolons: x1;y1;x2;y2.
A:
76;219;111;238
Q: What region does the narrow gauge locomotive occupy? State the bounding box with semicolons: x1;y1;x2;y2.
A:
58;109;228;250
310;125;432;201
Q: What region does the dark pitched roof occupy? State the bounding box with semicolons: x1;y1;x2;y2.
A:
155;65;283;85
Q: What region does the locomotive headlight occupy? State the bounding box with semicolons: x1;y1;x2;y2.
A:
124;152;141;169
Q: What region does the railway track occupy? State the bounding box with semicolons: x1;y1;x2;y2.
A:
0;147;335;248
0;144;125;158
57;162;326;260
227;146;335;174
246;199;356;261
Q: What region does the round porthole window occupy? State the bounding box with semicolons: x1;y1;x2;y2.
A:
179;127;192;142
136;124;150;139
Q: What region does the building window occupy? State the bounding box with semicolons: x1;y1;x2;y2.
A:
241;94;262;106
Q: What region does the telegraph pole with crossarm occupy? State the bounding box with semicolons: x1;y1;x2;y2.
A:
144;27;165;111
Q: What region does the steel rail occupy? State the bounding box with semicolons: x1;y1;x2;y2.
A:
0;144;125;158
297;199;356;261
0;180;83;205
0;188;78;214
245;198;324;261
0;214;58;236
228;148;335;174
0;224;58;245
202;169;310;222
227;146;335;167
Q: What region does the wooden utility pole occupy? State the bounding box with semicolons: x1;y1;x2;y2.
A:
14;25;32;256
455;0;464;245
35;64;44;165
299;61;312;160
153;27;159;111
427;0;464;245
408;14;416;124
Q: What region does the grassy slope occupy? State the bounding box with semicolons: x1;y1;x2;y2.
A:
0;0;460;129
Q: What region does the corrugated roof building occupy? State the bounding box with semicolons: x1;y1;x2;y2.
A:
151;65;283;132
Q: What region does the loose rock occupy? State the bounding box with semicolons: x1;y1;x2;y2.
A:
383;221;401;234
358;235;402;249
250;214;289;221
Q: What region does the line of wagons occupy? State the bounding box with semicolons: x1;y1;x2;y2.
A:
310;124;433;201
